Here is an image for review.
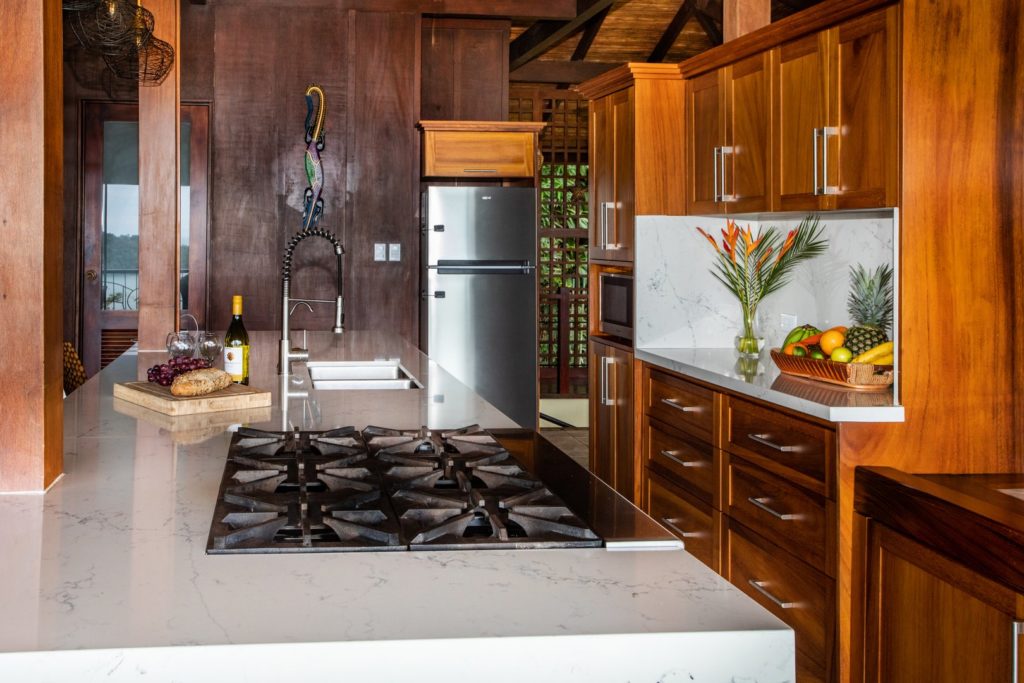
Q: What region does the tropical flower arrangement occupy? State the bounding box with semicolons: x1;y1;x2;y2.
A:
696;216;828;356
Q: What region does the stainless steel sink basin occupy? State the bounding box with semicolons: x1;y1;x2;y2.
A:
307;360;421;390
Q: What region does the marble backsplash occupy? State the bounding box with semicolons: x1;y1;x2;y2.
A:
635;210;897;350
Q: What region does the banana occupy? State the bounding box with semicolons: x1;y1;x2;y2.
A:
852;341;894;364
872;354;894;365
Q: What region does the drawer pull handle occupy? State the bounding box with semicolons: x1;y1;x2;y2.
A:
747;433;800;452
661;398;701;413
464;169;498;173
660;517;700;539
747;496;798;521
747;579;798;609
660;450;702;468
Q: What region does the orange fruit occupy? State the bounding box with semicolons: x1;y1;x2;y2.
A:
819;330;845;355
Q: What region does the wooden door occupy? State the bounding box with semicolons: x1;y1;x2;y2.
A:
610;88;635;262
589;96;617;262
864;523;1023;682
81;102;210;375
827;7;899;209
772;33;828;212
611;345;634;500
686;69;724;214
723;53;771;213
589;340;615;483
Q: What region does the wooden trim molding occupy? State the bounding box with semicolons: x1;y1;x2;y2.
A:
574;62;684;101
417;120;546;133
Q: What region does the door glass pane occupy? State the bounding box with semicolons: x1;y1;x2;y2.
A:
101;121;139;311
180;120;191;310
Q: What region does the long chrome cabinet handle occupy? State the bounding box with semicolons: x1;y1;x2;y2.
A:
660;450;702;468
661;398;701;413
660;517;698;539
713;146;721;201
747;579;797;609
1013;621;1023;683
812;127;821;196
597;201;608;248
747;433;800;452
719;145;734;201
605;202;618;248
747;496;798;521
821;126;838;195
601;356;614;406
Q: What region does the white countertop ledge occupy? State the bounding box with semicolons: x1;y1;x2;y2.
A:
637;347;905;423
0;332;794;682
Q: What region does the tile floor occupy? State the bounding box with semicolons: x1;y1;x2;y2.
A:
540;428;590;471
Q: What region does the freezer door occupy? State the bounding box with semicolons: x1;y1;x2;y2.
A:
425;186;537;263
425;268;537;429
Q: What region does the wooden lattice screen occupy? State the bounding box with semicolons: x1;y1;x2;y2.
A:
510;87;589;398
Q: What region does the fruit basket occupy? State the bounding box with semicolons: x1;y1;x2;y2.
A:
769;349;893;391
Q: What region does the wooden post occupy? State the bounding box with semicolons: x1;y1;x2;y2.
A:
138;0;181;350
0;0;64;492
723;0;771;42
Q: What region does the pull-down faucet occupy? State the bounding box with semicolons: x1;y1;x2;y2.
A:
280;227;345;374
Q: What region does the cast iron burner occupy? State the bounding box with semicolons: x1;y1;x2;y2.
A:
207;425;601;553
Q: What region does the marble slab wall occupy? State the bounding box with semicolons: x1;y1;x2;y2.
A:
635;211;896;350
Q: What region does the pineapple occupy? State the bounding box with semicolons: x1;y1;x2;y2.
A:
845;264;893;356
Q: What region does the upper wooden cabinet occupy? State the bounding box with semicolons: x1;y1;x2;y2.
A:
577;64;685;263
686;53;772;214
419;120;545;179
773;6;900;211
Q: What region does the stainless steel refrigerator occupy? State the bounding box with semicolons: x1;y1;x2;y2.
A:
421;186;538;428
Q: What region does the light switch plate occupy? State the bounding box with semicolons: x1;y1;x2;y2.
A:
388;243;401;261
373;243;387;262
780;313;798;330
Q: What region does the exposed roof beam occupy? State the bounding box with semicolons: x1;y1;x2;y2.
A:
510;60;618;84
775;0;819;11
571;6;610;61
695;9;723;45
647;0;696;62
509;0;620;71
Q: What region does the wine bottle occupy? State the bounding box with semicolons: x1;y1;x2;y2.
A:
223;295;250;385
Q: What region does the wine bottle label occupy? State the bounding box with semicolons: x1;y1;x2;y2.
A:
224;345;249;381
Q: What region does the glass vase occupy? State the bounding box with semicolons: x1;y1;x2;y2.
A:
734;306;765;358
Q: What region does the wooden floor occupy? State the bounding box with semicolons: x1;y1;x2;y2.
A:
540;428;590;470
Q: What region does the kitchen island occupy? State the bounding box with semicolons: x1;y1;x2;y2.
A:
0;332;793;682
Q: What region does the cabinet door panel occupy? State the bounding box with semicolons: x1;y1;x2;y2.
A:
724;53;771;213
590;98;617;262
612;345;635;499
686;69;724;214
773;34;827;211
610;89;635;261
830;7;899;209
647;470;717;570
589;341;615;483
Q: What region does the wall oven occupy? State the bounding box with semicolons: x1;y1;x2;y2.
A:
598;273;633;341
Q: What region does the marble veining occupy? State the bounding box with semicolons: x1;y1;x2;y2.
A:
0;332;794;682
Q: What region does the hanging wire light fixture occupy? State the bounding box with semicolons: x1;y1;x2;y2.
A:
68;0;154;57
62;0;101;11
104;36;175;86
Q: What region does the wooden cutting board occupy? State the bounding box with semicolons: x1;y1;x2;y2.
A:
113;381;272;416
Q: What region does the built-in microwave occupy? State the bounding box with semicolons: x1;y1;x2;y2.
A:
598;273;633;340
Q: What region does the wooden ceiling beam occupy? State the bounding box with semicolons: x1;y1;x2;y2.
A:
571;6;610;61
510;60;618;84
508;0;620;71
648;0;696;62
695;9;723;45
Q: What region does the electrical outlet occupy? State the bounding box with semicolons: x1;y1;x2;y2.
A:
373;243;387;262
780;313;798;330
388;243;401;261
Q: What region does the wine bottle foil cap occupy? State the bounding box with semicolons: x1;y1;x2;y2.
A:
232;295;243;315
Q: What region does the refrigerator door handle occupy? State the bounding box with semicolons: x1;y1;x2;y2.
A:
429;260;535;275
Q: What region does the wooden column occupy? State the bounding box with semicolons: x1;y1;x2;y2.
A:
723;0;770;42
138;0;181;350
0;0;64;492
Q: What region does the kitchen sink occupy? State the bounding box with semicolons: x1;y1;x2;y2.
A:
306;360;421;390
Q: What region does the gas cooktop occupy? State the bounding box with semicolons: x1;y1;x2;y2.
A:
206;425;602;554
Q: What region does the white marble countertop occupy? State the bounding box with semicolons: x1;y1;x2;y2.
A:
0;332;793;682
636;346;905;423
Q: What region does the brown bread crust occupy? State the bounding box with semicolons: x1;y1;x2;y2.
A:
170;368;233;397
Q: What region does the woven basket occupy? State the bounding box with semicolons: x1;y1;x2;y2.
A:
769;349;893;391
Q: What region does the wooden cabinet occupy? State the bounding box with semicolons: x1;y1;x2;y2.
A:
419;121;545;179
647;470;719;571
589;339;634;500
772;6;899;211
686;53;772;214
577;64;685;264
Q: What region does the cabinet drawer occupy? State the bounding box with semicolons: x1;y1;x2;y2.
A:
646;418;716;503
423;130;535;178
725;521;833;674
646;370;715;442
727;458;831;575
646;471;717;570
725;396;834;494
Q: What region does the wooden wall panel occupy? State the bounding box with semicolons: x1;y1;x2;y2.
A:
421;18;509;121
345;10;421;339
0;0;63;490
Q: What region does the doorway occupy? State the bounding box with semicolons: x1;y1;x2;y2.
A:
80;102;209;375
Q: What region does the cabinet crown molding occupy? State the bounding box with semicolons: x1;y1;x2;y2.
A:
574;63;683;100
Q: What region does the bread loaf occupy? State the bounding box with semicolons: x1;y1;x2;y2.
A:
170;368;233;397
